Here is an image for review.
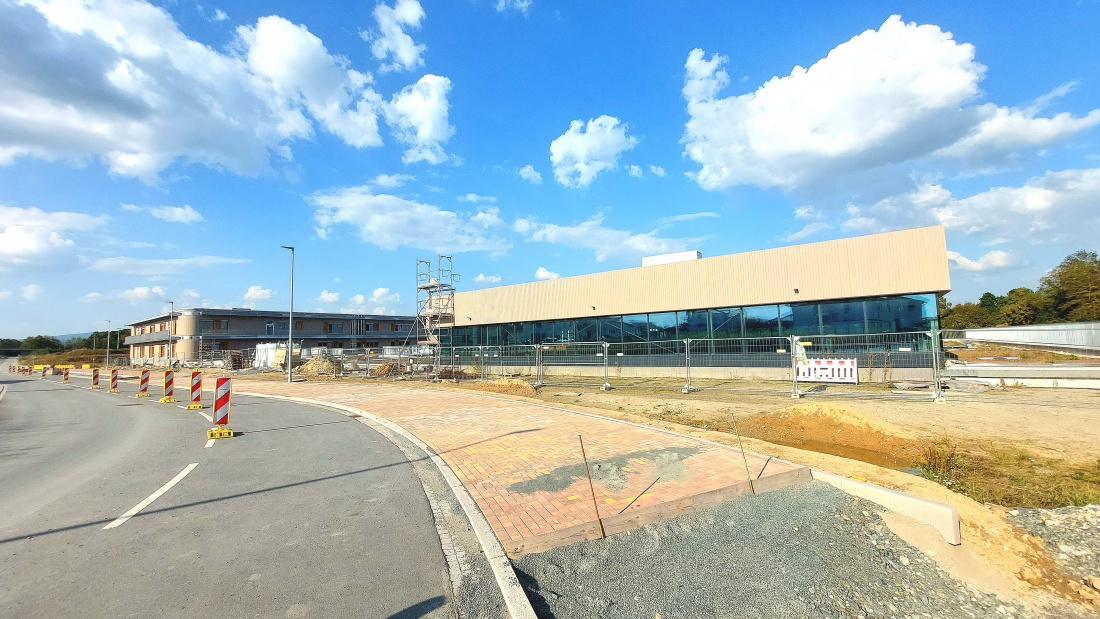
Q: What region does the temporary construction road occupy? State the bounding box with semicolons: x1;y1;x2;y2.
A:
0;366;453;619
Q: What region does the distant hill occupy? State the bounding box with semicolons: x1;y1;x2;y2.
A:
55;332;93;343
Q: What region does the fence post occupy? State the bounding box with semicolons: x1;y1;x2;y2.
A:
601;342;611;390
790;334;801;398
682;338;694;393
930;325;945;403
534;344;543;388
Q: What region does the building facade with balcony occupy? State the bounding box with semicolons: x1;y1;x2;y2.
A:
125;308;416;365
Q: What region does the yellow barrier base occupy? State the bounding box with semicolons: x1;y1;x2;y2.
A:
90;386;101;390
108;389;120;394
185;403;205;410
207;426;234;439
135;393;150;398
159;397;178;403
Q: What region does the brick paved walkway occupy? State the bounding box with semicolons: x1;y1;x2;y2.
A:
237;381;806;554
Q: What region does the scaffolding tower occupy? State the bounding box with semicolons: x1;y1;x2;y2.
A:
416;255;459;367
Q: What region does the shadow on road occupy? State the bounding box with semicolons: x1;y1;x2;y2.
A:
386;595;447;618
0;428;540;545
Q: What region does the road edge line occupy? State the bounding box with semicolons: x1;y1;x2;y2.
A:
103;462;199;530
238;391;537;619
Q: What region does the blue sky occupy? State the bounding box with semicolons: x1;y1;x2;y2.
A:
1;0;1098;338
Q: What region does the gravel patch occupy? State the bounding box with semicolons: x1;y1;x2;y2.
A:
1009;504;1100;579
515;482;1043;619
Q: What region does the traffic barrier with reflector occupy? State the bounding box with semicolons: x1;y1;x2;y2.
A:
186;371;204;409
159;370;178;403
207;377;234;439
108;369;120;394
90;368;101;390
63;368;69;383
40;366;46;378
135;369;150;397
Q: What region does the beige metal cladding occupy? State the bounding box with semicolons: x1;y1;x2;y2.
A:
453;226;950;326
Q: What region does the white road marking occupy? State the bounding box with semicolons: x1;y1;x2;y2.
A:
204;438;215;449
197;411;212;422
103;463;198;530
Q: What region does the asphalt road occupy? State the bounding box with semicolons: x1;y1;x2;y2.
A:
0;362;453;618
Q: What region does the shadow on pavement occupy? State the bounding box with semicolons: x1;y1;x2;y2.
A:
386;595;447;618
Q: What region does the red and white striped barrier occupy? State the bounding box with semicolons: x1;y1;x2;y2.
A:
91;368;101;390
40;366;46;378
109;369;120;393
63;367;69;383
186;371;203;409
136;369;150;397
213;377;231;425
160;370;177;403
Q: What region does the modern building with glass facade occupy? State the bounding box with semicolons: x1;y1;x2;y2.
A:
440;226;949;350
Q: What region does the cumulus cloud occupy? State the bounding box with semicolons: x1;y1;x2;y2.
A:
518;164;542;184
244;285;274;301
317;289;340;303
681;16;1100;193
495;0;532;13
0;205;106;270
311;184;509;253
120;285;166;302
649;165;666;177
91;255;249;275
628;165;643;178
654;212;718;228
342;287;400;314
0;1;385;182
120;203;203;223
182;288;201;301
550;116;638;188
384;74;454;164
781;222;833;242
470;206;504;228
79;292;102;303
458;193;497;203
534;266;559;280
21;284;43;301
515;214;702;262
371;173;414;188
946;250;1018;272
365;0;426;73
474;273;501;284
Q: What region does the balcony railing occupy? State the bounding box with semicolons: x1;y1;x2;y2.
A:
192;328;412;339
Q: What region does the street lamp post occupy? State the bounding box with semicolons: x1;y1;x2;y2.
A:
281;246;295;383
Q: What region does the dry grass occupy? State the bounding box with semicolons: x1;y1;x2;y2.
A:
18;348;113;366
945;342;1094;364
920;437;1100;508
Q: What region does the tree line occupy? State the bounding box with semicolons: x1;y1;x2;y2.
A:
941;250;1100;329
0;330;127;353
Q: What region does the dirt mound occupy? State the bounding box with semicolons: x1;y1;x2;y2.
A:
298;356;337;375
460;378;537;397
739;403;924;469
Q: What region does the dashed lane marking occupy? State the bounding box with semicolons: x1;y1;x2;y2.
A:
103;463;198;530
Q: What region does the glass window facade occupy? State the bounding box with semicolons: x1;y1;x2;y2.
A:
445;294;938;347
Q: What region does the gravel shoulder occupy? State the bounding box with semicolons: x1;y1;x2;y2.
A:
514;482;1091;619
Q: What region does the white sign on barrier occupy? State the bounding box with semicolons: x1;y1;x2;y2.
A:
796;358;859;384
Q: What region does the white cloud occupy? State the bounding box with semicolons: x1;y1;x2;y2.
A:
371;173;414;188
182;288;201;301
365;0;426;73
654;212;718;227
91;255;249;275
244;285;274;301
458;193;497;203
550;115;638;188
649;165;666;177
946;250;1018;272
120;203;203;223
0;290;9;299
342;287;400;314
384;74;454;164
470;206;504;228
21;284;43;301
794;205;824;220
781;222;833;242
317;289;340;303
119;285;166;302
842;168;1100;244
518;164;543;184
516;214;702;262
79;292;103;303
0;1;384;182
311;183;510;253
0;205;106;270
628;165;643;178
474;273;501;284
681;16;1100;192
495;0;532;13
213;9;227;22
535;266;559;280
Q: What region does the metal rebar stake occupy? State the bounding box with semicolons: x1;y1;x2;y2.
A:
578;435;606;539
601;342;611;390
682;338;693;394
790;334;802;398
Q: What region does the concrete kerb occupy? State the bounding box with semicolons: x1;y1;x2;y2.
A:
811;469;962;546
236;390;538;619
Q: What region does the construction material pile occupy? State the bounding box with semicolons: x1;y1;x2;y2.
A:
371;360;397;377
298;355;337;375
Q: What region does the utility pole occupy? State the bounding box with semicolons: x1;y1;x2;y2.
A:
281;246;295;383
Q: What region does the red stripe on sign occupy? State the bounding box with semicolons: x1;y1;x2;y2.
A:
213;377;231;425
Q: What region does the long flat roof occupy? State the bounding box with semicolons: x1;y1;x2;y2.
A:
129;308;415;327
453;225;950;326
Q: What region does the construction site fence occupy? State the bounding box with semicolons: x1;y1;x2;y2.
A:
368;331;946;399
